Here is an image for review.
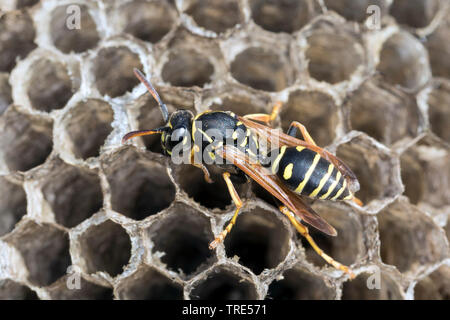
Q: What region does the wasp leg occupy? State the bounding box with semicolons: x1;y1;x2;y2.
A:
243;101;282;124
209;172;243;249
279;205;355;279
190;148;213;184
286;121;317;146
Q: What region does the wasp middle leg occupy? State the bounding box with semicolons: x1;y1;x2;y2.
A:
209;172;243;249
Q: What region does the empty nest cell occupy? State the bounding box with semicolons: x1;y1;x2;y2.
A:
347;80;420;145
63;99;114;159
92;46;143;98
0;279;38;300
120;0;175;43
250;0;317;33
305;31;363;84
425;19;450;79
324;0;386;23
0;73;12;115
377;199;448;275
16;0;40;9
185;0;243;34
223;208;290;275
206;90;269;116
46;275;113;300
3;220;71;286
50;4;100;53
190;266;258;300
78;219;131;277
427;81;450;143
146;204;214;276
162;49;214;87
116;266;183;300
40;159;103;228
103;148;175;220
298;202;364;269
389;0;440;29
27;59;76;112
377;31;431;90
281;90;339;147
0;106;53;172
267;267;335;300
0;10;36;73
230;47;292;92
0;177;27;237
341;270;404;300
414;265;450;300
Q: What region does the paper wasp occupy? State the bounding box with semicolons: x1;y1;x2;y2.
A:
123;69;362;278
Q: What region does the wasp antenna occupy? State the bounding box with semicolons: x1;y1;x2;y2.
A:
133;68;169;122
122;127;167;144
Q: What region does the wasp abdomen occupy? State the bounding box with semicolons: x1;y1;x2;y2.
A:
271;146;352;201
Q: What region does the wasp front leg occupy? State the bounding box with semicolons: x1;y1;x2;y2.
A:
243;101;282;125
209;172;243;249
279;205;355;279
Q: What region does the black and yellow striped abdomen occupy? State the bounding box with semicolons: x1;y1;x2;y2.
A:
270;146;353;201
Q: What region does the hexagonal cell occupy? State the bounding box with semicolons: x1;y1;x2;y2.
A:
400;138;449;209
377;31;431;90
46;275;113;300
116;266;183;300
119;0;175;43
427;80;450;143
62;99;114;159
162;49;214;88
40;159;103;228
298;202;365;269
79;219;131;277
50;4;100;53
0;72;12;115
280;90;339;147
27;59;76;112
0;106;53;172
185;0;244;34
0;177;27;237
425;19;450;79
103;148;175;220
341;270;404;300
3;220;71;286
0;10;36;72
92;46;143;98
305;31;364;84
378;199;448;275
190;265;258;299
250;0;318;33
389;0;440;29
176;164;233;210
267;267;335;299
347;80;420;146
224;208;290;275
414;265;450;300
146;203;214;276
230;47;292;92
324;0;387;22
0;279;38;300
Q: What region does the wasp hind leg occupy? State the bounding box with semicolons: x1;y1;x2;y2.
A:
279;205;355;279
287;121;317;146
209;172;243;249
243;101;282;124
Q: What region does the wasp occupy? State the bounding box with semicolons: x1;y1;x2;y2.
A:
123;69;362;278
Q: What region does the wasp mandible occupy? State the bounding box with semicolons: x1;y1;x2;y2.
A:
123;69;362;278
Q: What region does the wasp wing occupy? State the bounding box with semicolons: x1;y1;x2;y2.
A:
238;117;360;193
217;145;337;236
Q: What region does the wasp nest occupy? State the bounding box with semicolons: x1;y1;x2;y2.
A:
0;0;449;300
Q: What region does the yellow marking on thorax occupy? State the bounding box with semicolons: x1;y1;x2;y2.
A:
310;163;334;198
295;153;321;194
331;179;347;200
240;136;248;147
271;146;286;174
209;151;216;160
232;130;239;140
198;128;213;143
283;163;294;180
296;146;305;152
237;121;243;126
320;171;341;200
